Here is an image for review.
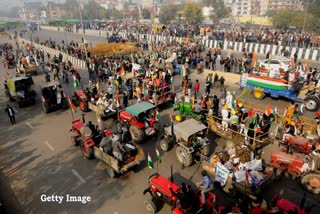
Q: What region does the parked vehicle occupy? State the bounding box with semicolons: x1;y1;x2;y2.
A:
5;76;36;107
41;81;68;113
259;57;290;73
143;173;216;214
117;102;159;143
160;119;210;167
279;135;315;154
69;118;145;178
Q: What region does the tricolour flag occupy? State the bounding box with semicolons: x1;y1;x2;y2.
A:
180;63;187;76
67;96;77;112
155;146;161;163
147;152;154;169
156;109;160;121
251;51;257;67
274;106;278;116
73;75;79;90
265;103;271;116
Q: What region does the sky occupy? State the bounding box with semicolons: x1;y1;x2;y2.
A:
0;0;65;10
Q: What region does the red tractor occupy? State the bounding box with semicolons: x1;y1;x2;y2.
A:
270;150;304;177
69;118;145;177
73;90;90;112
143;173;216;214
117;101;159;143
267;193;314;214
280;135;315;154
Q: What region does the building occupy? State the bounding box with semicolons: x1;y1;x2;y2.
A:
47;1;64;20
225;0;252;16
19;1;44;21
267;0;304;11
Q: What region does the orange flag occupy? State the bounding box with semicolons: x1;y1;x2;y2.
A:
265;103;271;116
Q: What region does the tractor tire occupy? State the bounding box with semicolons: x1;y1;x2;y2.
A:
301;171;320;195
106;166;117;178
253;88;266;100
175;113;183;122
144;199;157;214
71;136;79;146
42;102;50;113
202;145;210;156
159;138;173;152
176;146;193;167
304;96;319;112
79;100;89;112
130;125;145;143
152;122;160;132
79;139;94;159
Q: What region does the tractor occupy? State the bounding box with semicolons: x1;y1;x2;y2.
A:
69;118;145;178
117;102;159;143
159;118;210;167
143;173;216;214
174;95;207;125
279;135;315;154
40;81;68;113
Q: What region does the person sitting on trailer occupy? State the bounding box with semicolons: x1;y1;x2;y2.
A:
111;134;125;161
99;137;112;154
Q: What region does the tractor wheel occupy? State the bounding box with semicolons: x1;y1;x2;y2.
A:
175;113;183;122
71;136;79;146
176;146;193;167
304;96;319;112
202;145;210;156
253;88;266;100
79;139;94;159
152;122;160;132
159;138;173;152
106;166;117;178
301;171;320;195
79;100;89;112
130;125;145;143
144;199;157;214
42;102;49;113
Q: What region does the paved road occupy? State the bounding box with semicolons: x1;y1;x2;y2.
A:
0;31;319;214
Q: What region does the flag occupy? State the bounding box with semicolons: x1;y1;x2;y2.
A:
281;107;288;125
255;59;260;70
174;95;178;105
180;63;187;76
67;96;77;112
290;57;295;69
252;107;259;126
155;146;161;163
73;75;79;90
245;168;250;187
274;106;278;116
240;61;245;73
147;152;154;169
156;109;160;121
265;103;271;116
251;51;257;67
116;93;121;107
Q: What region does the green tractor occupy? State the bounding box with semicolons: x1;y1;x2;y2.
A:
173;96;207;125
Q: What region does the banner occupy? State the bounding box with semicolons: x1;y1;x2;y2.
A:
215;162;230;186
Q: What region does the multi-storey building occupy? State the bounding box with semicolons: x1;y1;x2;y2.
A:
267;0;304;11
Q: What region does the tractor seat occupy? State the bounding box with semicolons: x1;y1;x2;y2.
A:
80;127;93;139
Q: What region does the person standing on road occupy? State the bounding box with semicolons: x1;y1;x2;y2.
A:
194;80;200;99
5;104;16;125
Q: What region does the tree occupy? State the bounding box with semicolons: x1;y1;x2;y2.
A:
183;2;203;25
83;0;106;20
203;0;228;19
271;10;316;32
159;4;178;24
62;0;80;19
142;9;151;19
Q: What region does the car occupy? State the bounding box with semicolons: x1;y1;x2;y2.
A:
259;57;290;74
41;81;68;113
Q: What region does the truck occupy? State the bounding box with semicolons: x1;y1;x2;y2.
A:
241;73;320;111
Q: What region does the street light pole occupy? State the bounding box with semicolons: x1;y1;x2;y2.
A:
78;0;88;60
302;0;309;33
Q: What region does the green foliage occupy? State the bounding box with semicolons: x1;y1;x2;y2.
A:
183;2;203;25
83;0;106;20
62;0;80;19
159;4;179;24
271;9;319;32
203;0;228;19
142;9;151;19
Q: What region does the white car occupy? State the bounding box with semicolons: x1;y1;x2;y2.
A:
259;57;290;72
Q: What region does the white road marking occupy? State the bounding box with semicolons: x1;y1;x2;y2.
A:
71;169;86;184
26;122;33;129
45;141;55;151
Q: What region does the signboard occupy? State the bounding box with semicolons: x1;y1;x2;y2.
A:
215;162;230;186
240;73;249;89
